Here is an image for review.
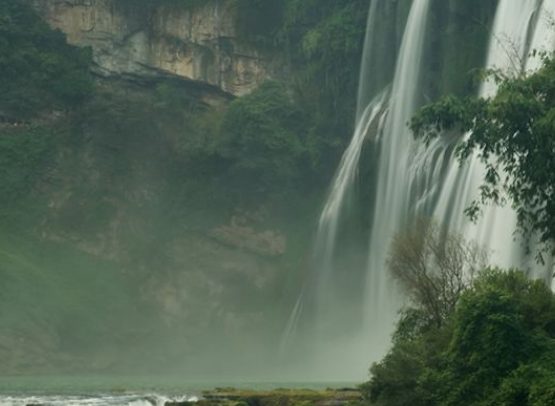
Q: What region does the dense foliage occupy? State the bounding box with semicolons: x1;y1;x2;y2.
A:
212;82;308;193
0;0;92;118
363;269;555;406
0;0;92;222
411;55;555;257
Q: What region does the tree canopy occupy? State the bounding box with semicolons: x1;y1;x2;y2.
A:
363;269;555;406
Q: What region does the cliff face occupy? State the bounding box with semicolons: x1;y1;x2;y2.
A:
30;0;281;96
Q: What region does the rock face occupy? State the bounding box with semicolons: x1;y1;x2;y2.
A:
210;212;286;257
29;0;281;96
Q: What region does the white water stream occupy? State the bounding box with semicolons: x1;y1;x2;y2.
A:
363;0;432;349
0;393;196;406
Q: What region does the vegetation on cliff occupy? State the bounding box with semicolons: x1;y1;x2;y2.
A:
0;0;370;247
0;0;92;119
209;82;308;195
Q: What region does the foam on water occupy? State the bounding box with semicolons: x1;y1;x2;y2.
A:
0;393;196;406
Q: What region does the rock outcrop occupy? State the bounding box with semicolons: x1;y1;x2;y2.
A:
29;0;281;96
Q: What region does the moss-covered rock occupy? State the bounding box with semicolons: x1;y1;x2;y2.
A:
198;388;365;406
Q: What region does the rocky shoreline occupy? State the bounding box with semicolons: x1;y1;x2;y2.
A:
166;388;365;406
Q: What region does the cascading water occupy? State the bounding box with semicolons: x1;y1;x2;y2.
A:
281;0;434;378
279;92;388;369
300;90;388;338
363;0;432;351
528;1;555;72
434;0;555;280
284;0;555;379
433;0;540;270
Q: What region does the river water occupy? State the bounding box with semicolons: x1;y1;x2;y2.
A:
0;377;351;406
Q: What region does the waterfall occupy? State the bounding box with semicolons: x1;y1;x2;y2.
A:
280;0;430;377
310;90;387;331
433;0;554;278
363;0;432;349
283;0;555;379
527;1;555;72
479;0;541;96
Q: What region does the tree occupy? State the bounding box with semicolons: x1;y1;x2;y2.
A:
387;218;489;327
439;269;555;406
363;269;555;406
410;55;555;259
